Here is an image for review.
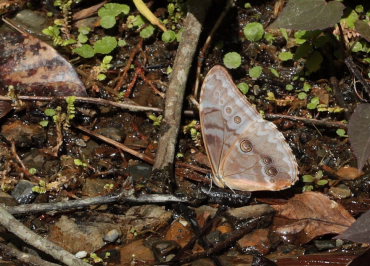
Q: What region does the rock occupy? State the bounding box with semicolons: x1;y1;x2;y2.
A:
11;180;37;204
152;240;180;263
75;250;88;259
103;229;121;243
165;218;194;248
82;178;116;197
120;239;155;265
238;228;271;255
1;121;45;148
48;216;121;253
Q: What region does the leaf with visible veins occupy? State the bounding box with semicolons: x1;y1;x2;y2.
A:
268;0;345;31
0;27;86;119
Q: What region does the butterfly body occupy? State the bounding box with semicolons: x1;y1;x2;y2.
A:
199;65;298;191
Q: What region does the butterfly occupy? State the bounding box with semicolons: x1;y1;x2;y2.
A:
199;65;298;191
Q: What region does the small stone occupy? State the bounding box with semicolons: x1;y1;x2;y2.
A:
11;180;37;204
104;229;121;243
75;251;87;259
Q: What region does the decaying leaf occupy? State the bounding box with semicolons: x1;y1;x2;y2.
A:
355;20;370;43
334;209;370;244
268;0;345;31
0;26;86;119
348;104;370;171
272;192;355;244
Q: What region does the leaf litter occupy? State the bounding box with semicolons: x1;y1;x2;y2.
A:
0;0;369;265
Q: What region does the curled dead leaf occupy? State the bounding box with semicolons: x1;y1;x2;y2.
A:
272;191;355;244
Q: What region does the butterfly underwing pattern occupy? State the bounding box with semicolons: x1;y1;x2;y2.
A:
199;65;298;191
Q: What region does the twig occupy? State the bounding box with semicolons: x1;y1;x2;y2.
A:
178;216;263;264
265;113;347;129
76;125;210;175
114;39;144;92
0;205;91;266
0;242;60;266
153;0;212;171
75;125;155;164
0;95;162;112
193;0;233;99
6;192;188;215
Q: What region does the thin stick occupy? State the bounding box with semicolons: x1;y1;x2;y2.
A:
265;113;347;129
6;192;188;215
0;95;162;112
113;39;144;92
0;205;91;266
75;125;155;164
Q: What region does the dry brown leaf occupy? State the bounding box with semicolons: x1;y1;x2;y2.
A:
336;166;364;180
0;27;86;119
272;191;355;244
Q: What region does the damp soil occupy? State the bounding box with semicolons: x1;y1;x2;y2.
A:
0;0;369;265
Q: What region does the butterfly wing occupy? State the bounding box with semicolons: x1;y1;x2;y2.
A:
199;65;298;191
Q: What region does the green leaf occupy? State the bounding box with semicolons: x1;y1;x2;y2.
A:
303;82;312;92
78;33;88;43
307;102;317;109
29;168;37;175
97;73;106;81
73;44;95;58
303;185;314;192
298;92;307;100
268;0;345;30
249;66;262;79
243;22;264;42
103;55;113;64
94;36;117;54
223;52;242;69
39;120;49;127
302;174;315;182
336;128;347;137
285;84;294;91
237;82;249;94
279;51;293;61
311;97;320;105
317;179;328;186
118;39;127;47
162;30;177;43
140;25;155;38
98;3;130;18
101;16;116;29
45;108;56;117
269;67;279;78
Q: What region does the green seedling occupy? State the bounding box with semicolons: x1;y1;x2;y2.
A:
148;114;163;126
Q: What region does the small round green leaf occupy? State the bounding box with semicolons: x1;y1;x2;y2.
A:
101;16;116;29
237;83;249;94
243;22;264;42
98;3;130;17
298;92;307;99
162;30;177;43
249;66;262;79
45;108;56;116
223;52;242;69
94;36;117;54
285;84;294;91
